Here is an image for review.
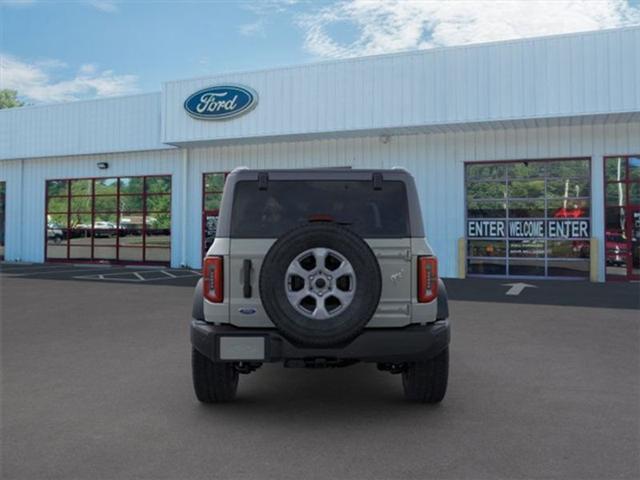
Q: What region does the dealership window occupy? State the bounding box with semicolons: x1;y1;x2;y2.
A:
604;156;640;281
465;159;591;278
0;182;5;260
46;175;171;264
202;172;228;255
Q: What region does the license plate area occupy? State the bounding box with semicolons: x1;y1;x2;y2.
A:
218;336;266;361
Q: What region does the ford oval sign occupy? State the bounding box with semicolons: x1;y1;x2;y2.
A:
184;85;257;120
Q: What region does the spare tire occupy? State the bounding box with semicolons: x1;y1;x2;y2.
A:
259;223;381;348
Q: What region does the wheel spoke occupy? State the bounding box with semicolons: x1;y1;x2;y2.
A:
284;247;356;320
312;248;328;270
287;260;309;279
286;288;311;306
311;297;331;320
331;260;354;279
331;288;354;305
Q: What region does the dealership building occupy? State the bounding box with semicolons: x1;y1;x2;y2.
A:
1;27;639;281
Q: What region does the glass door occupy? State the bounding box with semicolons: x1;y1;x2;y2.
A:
630;208;640;280
202;172;228;256
604;156;640;281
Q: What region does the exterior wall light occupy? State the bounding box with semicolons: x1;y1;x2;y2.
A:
97;162;109;170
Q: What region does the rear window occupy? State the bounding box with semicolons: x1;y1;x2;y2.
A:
230;180;410;238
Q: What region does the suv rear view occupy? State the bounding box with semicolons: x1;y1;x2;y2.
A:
191;168;450;403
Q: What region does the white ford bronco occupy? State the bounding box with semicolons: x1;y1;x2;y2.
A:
191;168;450;403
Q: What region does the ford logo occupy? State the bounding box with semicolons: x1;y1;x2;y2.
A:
184;85;258;120
238;307;257;315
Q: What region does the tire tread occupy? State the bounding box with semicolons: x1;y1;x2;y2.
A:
191;348;239;403
402;347;449;403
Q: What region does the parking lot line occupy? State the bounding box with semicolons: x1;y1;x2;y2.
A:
72;269;200;283
0;266;116;277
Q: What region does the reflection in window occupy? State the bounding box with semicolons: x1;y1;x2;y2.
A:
45;176;171;264
468;240;506;257
70;179;92;196
508;200;545;218
467;200;506;218
467;259;506;275
547;260;589;278
465;158;591;278
630;184;640;205
145;176;171;194
508;179;545;198
547;241;589;259
547;160;589;178
466;164;506;180
547;179;590;198
548;199;589;218
94;178;118;195
508;259;545;276
507;162;545;178
508;240;545;258
605;157;626;181
120;177;144;194
630;157;640;180
204;193;223;210
606;183;626;206
203;172;228;255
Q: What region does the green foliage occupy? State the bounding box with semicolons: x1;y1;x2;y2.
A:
0;90;24;109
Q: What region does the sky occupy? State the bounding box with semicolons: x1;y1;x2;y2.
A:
1;0;640;105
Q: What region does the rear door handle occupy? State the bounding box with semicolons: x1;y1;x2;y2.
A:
243;259;252;298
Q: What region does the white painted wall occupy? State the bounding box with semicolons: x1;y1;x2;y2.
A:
2;121;639;281
0;93;171;161
184;120;640;280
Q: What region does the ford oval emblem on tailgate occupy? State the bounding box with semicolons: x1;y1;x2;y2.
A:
238;307;257;315
184;85;258;120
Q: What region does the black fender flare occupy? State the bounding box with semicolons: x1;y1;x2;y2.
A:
192;278;205;320
436;279;449;320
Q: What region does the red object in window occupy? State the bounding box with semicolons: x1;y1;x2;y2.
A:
417;256;438;303
203;256;223;303
553;207;585;218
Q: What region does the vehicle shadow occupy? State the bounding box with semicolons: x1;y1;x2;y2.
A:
188;363;450;427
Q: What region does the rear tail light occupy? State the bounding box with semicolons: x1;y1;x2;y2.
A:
203;256;223;303
417;256;438;303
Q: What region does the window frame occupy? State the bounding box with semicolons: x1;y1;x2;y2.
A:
464;157;592;279
44;175;171;265
603;155;640;281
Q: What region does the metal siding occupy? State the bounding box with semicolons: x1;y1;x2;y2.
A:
0;149;184;265
181;121;639;280
163;28;640;145
0;93;170;161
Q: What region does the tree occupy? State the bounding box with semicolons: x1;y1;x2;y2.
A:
0;89;24;109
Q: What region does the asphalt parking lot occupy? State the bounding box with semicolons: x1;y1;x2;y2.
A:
1;263;639;479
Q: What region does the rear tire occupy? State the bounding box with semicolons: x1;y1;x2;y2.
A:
191;348;239;403
402;347;449;403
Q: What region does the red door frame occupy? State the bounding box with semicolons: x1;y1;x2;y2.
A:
603;155;640;281
44;175;171;266
627;206;640;281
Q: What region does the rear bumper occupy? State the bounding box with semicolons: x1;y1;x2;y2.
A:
190;319;450;363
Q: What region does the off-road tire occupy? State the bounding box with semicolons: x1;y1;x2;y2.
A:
191;348;239;403
402;347;449;403
259;223;382;348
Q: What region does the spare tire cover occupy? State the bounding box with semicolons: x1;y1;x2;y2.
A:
259;223;382;348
